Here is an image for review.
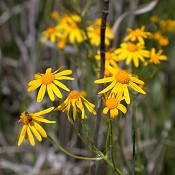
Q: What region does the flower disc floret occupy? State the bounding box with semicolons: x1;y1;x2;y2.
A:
41;73;55;85
127;42;138;52
105;98;118;109
115;70;129;84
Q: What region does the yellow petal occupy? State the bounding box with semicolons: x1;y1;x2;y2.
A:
29;123;42;141
32;116;56;123
50;83;63;98
117;104;127;114
46;68;52;73
129;82;146;94
18;125;27;146
94;77;114;84
123;85;130;104
55;70;72;77
47;84;55;101
27;127;35;146
33;107;54;116
33;121;47;138
37;84;46;102
130;76;144;85
55;76;74;80
103;107;109;114
98;81;116;94
110;108;118;119
53;80;70;91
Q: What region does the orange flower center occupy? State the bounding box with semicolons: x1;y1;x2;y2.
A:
71;23;77;29
151;54;160;64
20;112;33;125
106;52;112;60
115;70;129;84
95;28;100;36
47;27;57;35
57;38;66;49
127;42;138;52
132;29;142;37
41;73;55;85
105;98;118;109
68;90;80;99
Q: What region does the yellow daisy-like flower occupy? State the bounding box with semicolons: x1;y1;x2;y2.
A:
94;66;146;104
115;42;150;67
28;66;74;102
103;93;127;120
149;15;158;23
124;26;152;45
57;14;86;43
147;48;167;65
55;90;96;121
41;26;61;43
160;19;175;32
87;18;113;46
152;31;162;41
18;107;55;146
158;36;169;47
95;50;120;69
50;10;59;20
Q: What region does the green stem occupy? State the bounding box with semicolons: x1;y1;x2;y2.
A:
105;119;111;155
70;121;96;153
47;134;101;161
81;120;124;175
110;120;123;175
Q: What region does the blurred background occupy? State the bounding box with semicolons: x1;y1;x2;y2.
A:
0;0;175;174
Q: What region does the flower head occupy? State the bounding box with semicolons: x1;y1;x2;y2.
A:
115;42;150;67
57;14;86;43
160;19;175;32
55;90;96;121
18;107;55;146
124;26;152;45
149;15;158;23
158;36;169;47
28;66;74;102
87;18;113;46
41;26;62;43
146;48;167;65
94;66;146;104
103;93;127;120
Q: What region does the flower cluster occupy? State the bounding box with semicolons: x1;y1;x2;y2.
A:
41;12;113;49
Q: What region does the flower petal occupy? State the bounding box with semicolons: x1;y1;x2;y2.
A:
33;121;47;138
29;122;42;141
47;84;55;101
53;80;70;91
18;125;27;146
51;83;63;98
37;84;46;102
117;104;127;114
32;116;56;123
27;127;35;146
33;107;54;116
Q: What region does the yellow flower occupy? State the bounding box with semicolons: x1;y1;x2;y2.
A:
158;36;169;47
124;26;152;45
95;50;120;69
55;90;96;121
57;14;86;43
152;31;162;40
147;48;167;65
103;93;127;120
149;15;158;23
28;66;74;102
115;42;150;67
41;26;61;43
50;10;59;20
18;107;55;146
94;66;146;104
87;18;113;46
57;38;66;49
160;19;175;32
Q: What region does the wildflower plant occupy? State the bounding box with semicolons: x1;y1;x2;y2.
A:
16;0;172;175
